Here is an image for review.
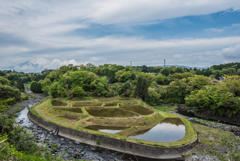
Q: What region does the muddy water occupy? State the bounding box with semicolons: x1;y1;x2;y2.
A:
15;98;168;161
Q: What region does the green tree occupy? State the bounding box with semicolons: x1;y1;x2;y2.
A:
185;85;240;116
148;87;161;105
115;70;134;82
155;74;166;85
0;77;10;85
30;81;43;93
72;86;86;97
0;84;21;105
220;75;240;96
188;75;211;90
134;76;149;102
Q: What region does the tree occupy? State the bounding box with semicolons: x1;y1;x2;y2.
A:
115;70;134;82
0;84;21;104
220;75;240;96
185;85;240;116
155;74;166;85
188;75;211;90
134;75;149;102
72;86;86;97
148;87;161;105
94;76;109;97
30;81;43;93
0;77;10;85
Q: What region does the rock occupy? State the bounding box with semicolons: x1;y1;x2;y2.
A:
74;141;80;145
72;152;81;159
91;147;96;151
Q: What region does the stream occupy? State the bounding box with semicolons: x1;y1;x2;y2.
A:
174;110;240;136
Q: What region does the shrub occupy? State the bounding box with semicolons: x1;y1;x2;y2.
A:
72;86;86;97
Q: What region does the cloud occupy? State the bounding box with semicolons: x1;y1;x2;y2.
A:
90;57;106;61
204;23;240;33
14;64;36;70
1;0;240;28
222;44;240;59
204;28;224;32
50;59;86;68
232;23;240;27
1;0;240;71
11;58;88;71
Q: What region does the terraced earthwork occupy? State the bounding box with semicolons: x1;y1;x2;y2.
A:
30;97;197;159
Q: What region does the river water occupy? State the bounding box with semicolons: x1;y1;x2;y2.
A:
15;98;172;161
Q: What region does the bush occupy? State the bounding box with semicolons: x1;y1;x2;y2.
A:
72;86;86;97
0;84;21;105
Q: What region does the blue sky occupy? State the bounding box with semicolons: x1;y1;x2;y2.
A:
0;0;240;72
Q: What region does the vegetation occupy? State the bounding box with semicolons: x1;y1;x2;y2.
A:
186;124;240;161
24;62;239;118
30;81;43;93
1;62;240;160
154;106;177;112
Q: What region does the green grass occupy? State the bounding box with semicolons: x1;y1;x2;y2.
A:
120;105;154;115
154;106;177;112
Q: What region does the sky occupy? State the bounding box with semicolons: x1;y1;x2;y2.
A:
0;0;240;72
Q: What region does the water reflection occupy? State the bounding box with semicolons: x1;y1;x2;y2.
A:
85;125;127;134
129;118;185;142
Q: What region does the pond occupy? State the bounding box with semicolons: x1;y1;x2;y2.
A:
129;118;185;142
86;108;139;117
85;125;127;134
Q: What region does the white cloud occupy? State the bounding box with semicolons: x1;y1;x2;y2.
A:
90;57;106;61
10;58;88;71
50;59;85;68
232;23;240;27
204;28;224;32
1;0;240;71
221;44;240;59
29;57;49;66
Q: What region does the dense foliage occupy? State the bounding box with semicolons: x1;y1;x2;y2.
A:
2;62;240;116
186;76;240;116
30;81;43;93
0;76;21;105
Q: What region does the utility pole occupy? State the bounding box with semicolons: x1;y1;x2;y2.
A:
164;59;165;68
130;61;132;66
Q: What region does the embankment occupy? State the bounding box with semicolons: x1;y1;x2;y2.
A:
28;110;198;159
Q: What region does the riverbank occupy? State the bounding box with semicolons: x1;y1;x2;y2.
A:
154;107;240;161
